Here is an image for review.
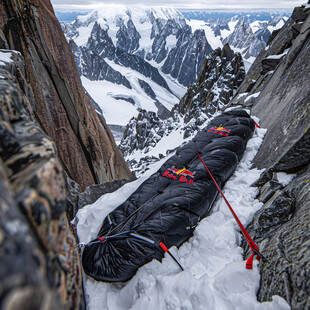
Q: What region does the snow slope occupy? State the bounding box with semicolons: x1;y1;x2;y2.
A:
81;57;181;125
76;115;290;310
0;50;13;66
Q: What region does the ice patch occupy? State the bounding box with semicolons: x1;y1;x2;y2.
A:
0;51;14;64
245;92;260;103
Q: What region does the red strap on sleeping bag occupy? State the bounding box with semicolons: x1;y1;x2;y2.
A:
197;152;264;269
254;120;260;128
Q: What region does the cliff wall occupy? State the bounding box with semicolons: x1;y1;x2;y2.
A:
0;0;132;308
0;0;131;191
231;4;310;309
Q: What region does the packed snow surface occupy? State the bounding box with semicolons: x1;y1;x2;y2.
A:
81;71;180;126
76;116;290;310
244;92;261;103
0;50;14;66
276;172;297;186
266;48;289;59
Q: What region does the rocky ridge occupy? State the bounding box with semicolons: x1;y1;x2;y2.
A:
229;4;310;309
119;44;245;172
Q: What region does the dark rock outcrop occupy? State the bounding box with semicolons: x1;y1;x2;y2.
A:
115;48;171;92
66;177;135;222
178;44;245;137
231;4;310;309
116;19;141;54
119;110;167;157
162;28;213;86
0;0;131;191
0;56;84;309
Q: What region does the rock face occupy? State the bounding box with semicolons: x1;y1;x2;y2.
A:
0;53;84;309
0;0;131;191
161;28;212;86
231;5;310;309
0;0;132;308
223;17;265;59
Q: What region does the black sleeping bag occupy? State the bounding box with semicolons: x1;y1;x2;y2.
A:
82;109;256;282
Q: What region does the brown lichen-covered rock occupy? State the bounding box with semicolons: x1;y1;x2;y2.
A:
0;159;62;310
0;55;84;309
0;0;131;191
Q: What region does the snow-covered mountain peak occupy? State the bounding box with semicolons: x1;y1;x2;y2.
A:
73;10;98;27
63;8;289;133
75;6;184;30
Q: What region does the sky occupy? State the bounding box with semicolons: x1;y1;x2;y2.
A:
50;0;305;11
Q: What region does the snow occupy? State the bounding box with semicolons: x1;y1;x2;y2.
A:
97;18;109;31
81;57;180;125
250;20;267;33
275;172;297;187
0;50;14;66
236;92;249;100
186;19;240;51
266;49;289;59
73;23;95;46
244;92;260;103
221;20;239;38
73;6;183;50
107;58;179;109
267;19;286;34
76;117;290;310
187;20;223;50
159;72;187;99
166;34;178;49
81;76;139;125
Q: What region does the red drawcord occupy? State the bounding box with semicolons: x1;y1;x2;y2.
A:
159;242;184;271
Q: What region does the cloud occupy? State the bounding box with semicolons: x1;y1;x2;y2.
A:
50;0;303;11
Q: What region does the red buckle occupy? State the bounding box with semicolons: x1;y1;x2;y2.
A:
246;253;255;269
159;242;168;252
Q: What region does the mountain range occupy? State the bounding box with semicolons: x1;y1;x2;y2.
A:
61;7;287;130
